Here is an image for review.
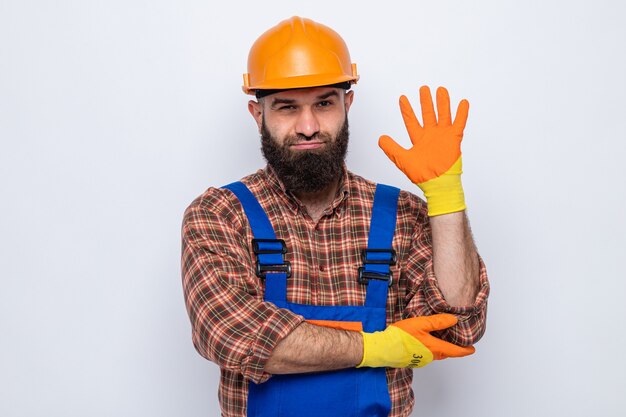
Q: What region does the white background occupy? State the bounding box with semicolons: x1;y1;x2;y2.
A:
1;1;625;416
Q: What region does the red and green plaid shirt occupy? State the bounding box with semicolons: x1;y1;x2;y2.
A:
181;166;489;417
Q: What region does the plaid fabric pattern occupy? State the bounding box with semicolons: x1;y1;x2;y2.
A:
181;166;489;417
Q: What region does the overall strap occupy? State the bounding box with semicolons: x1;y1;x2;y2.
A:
362;184;401;309
223;182;288;303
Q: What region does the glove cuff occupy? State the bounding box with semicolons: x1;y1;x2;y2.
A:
418;157;466;216
357;331;373;368
357;330;390;368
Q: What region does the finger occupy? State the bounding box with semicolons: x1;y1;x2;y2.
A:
399;95;422;145
421;334;476;359
436;86;452;127
452;98;470;132
393;313;458;334
378;135;408;167
419;85;437;128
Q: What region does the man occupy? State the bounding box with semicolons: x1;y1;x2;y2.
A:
182;16;489;417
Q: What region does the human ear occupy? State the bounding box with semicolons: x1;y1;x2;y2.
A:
248;100;263;132
344;90;355;114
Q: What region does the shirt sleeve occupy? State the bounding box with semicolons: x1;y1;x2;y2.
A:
402;197;490;347
181;188;305;384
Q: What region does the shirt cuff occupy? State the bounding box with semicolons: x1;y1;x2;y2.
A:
240;306;305;384
421;254;490;320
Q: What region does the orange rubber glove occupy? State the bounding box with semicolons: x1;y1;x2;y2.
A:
379;86;469;216
358;314;475;368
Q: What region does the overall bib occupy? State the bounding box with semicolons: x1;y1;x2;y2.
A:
224;181;400;417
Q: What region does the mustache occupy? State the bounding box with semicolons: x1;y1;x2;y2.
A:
283;132;332;146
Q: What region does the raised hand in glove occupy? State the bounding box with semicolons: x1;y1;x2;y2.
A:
358;314;475;368
379;86;469;216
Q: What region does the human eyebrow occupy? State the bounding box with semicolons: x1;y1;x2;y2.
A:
316;91;339;100
270;98;297;108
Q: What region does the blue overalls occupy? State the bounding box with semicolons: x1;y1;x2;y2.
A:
224;181;400;417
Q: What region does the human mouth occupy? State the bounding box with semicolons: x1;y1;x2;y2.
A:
290;141;325;150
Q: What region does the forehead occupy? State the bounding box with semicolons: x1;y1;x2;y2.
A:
266;87;344;104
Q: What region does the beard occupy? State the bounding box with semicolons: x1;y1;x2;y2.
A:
260;117;349;193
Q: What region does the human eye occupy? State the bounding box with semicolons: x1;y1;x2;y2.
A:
317;100;333;108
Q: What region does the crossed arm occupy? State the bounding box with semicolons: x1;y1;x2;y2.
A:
182;188;487;382
264;210;481;374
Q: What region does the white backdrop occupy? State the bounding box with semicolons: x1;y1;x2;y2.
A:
1;1;625;416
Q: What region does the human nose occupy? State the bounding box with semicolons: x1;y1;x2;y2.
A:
294;107;320;138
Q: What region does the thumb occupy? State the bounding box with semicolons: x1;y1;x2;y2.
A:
419;334;476;359
378;135;407;168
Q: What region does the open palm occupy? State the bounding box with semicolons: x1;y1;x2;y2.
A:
379;86;469;185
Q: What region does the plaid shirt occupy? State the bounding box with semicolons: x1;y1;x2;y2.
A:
181;166;489;417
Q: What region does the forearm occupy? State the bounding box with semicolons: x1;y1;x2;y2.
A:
264;322;363;374
429;211;480;306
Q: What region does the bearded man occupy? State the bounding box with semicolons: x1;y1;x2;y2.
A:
181;16;490;417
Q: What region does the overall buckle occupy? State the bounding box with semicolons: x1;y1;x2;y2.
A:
256;262;292;279
361;249;397;265
252;239;291;279
358;248;396;287
252;238;287;255
357;268;393;287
